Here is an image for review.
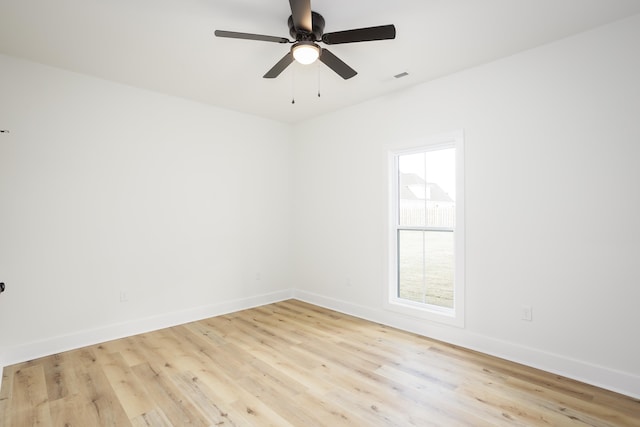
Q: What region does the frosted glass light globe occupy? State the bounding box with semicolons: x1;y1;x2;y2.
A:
292;42;320;65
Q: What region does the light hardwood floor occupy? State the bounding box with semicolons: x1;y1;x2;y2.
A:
1;299;638;426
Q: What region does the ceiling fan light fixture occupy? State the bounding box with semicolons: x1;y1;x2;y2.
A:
292;41;320;65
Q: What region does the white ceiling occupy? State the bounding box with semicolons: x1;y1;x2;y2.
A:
1;0;639;124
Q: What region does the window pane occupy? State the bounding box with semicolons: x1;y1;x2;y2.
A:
398;148;455;228
398;230;454;308
398;153;426;226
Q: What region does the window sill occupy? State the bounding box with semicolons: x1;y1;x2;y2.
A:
385;297;464;328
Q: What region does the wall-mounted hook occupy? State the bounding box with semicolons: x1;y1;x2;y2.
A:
0;282;5;293
0;129;10;134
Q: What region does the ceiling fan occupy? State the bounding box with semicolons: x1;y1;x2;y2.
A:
215;0;396;80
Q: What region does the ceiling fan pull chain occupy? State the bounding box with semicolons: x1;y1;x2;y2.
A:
317;62;321;98
291;67;296;104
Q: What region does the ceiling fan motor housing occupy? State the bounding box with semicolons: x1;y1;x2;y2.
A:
288;11;325;41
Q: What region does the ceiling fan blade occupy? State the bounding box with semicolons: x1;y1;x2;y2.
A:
215;30;289;44
322;24;396;45
263;52;295;78
289;0;312;33
319;49;357;80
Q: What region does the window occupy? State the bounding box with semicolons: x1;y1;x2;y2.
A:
387;131;464;326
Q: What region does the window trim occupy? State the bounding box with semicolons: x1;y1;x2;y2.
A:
385;130;465;327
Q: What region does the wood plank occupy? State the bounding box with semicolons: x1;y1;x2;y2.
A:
130;408;173;427
67;349;133;426
229;396;298;427
49;393;103;426
0;365;15;427
7;364;52;427
98;350;155;419
41;353;73;402
0;365;14;401
290;388;373;427
171;370;251;427
131;362;211;427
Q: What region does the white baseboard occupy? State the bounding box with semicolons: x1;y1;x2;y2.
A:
0;289;293;372
292;289;640;400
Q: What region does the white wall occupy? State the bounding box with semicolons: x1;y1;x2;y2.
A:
0;54;293;365
292;15;640;397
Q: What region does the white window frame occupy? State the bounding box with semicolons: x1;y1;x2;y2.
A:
385;130;465;327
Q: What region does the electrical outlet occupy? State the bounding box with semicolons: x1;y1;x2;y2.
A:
120;291;128;302
521;305;533;321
